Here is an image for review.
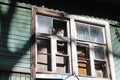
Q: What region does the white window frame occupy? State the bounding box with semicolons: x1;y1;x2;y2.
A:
32;8;72;79
67;15;116;80
32;8;116;80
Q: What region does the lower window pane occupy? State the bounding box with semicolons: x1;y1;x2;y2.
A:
37;39;52;72
95;60;107;78
56;56;69;73
37;54;52;72
78;60;91;76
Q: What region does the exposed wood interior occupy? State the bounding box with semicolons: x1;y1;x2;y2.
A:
37;39;52;72
77;43;91;76
56;41;69;73
95;60;107;78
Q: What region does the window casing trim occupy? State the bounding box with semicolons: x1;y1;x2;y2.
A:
31;7;116;80
67;15;116;80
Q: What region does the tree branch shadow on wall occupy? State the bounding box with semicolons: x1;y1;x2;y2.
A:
0;0;120;79
0;0;35;79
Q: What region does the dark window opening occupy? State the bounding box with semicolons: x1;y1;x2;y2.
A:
95;60;107;78
37;39;52;72
56;41;69;73
57;41;67;55
77;43;91;76
53;20;67;37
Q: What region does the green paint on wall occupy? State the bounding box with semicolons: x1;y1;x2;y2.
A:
110;25;120;80
0;3;31;72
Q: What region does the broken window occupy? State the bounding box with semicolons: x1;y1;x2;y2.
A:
56;41;69;73
35;14;70;74
37;39;52;72
75;21;109;78
33;8;112;79
77;43;91;76
53;20;67;37
94;46;107;78
95;60;107;78
36;15;67;37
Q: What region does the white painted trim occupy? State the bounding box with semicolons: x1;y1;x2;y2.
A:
66;14;108;25
105;23;116;80
34;10;116;80
67;15;116;79
51;36;57;72
70;18;78;75
89;44;96;77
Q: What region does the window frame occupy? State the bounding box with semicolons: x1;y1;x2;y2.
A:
68;15;116;80
31;8;116;80
31;7;72;80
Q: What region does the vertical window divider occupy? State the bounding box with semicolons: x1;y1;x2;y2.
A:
70;18;78;75
103;27;106;44
35;37;37;71
88;25;91;41
51;36;57;72
67;40;72;74
66;20;72;74
89;44;96;77
105;22;115;79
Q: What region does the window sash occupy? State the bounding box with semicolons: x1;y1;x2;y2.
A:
75;22;105;43
31;7;112;77
36;15;71;74
36;15;52;34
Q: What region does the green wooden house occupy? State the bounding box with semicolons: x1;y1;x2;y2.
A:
0;0;120;80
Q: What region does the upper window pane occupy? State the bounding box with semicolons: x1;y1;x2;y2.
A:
90;26;104;43
76;23;89;41
94;46;105;60
36;15;52;34
76;22;105;43
53;20;67;37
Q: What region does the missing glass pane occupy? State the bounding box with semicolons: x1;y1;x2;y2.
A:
78;60;91;76
37;39;51;53
37;54;52;72
57;41;67;54
77;43;90;76
77;44;89;59
95;60;107;78
56;41;69;73
37;39;52;72
53;20;67;37
56;56;69;73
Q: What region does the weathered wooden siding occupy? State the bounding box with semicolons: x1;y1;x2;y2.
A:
0;3;31;73
0;71;30;80
110;25;120;80
1;0;120;80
